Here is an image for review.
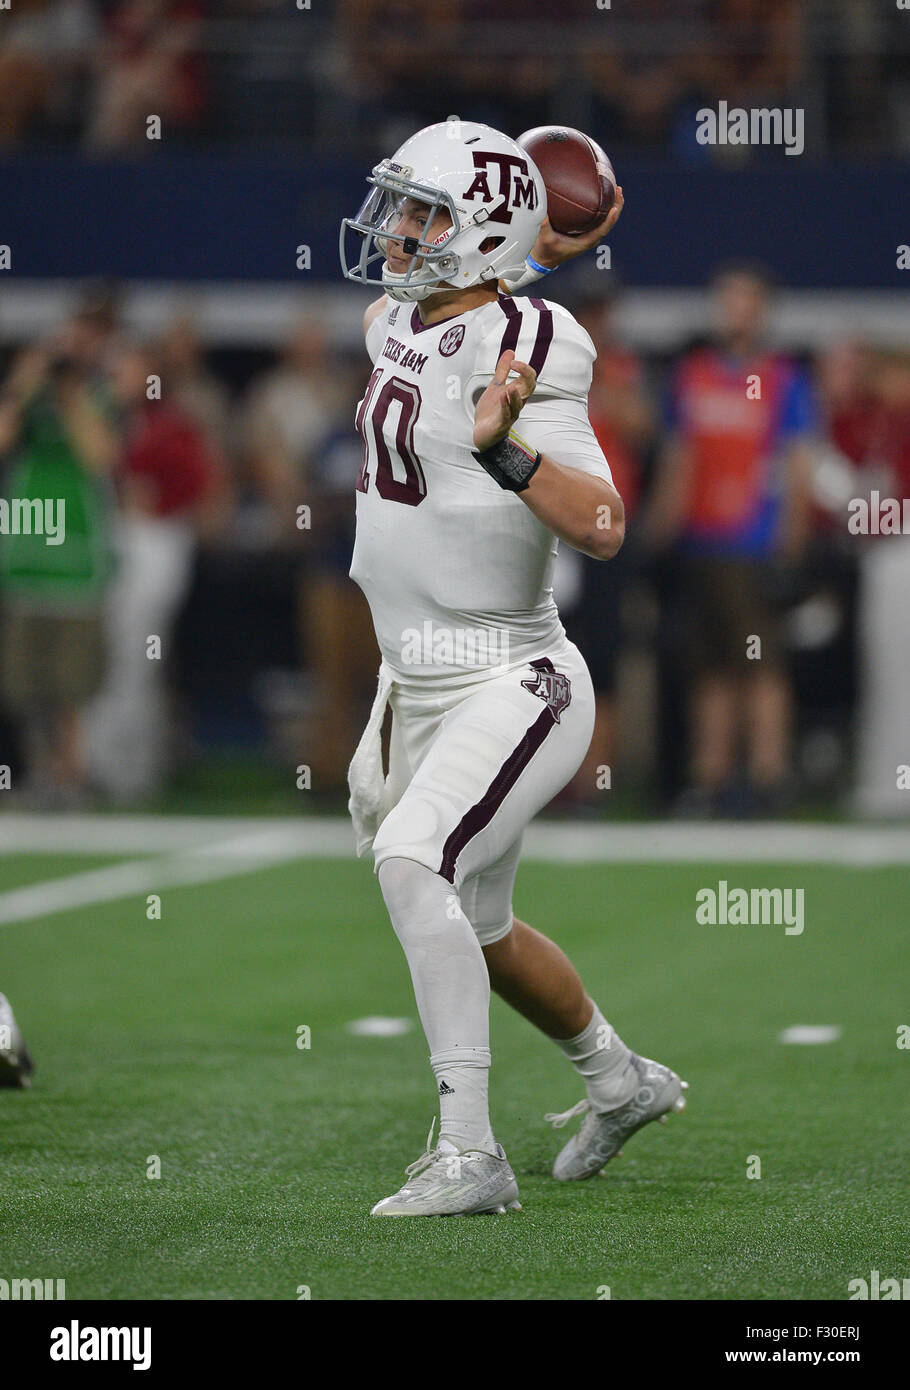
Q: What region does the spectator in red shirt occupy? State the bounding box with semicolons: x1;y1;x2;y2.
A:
120;389;215;518
85;341;226;800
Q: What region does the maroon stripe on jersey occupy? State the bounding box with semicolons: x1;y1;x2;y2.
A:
437;659;560;884
527;297;554;377
496;293;522;360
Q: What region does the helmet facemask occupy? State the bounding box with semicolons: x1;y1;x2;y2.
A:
340;163;465;303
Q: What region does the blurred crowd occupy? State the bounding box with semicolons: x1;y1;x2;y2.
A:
1;271;909;817
0;0;908;157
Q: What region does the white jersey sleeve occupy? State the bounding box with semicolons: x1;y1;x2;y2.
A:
513;397;615;483
365;301;390;364
464;296;614;484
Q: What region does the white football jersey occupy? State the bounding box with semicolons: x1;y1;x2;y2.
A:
349;292;614;687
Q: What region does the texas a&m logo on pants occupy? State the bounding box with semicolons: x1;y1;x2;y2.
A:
521;659;572;723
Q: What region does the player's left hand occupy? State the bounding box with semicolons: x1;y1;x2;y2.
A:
473;350;537;451
529;185;624;270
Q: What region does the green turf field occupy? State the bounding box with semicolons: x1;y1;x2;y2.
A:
1;843;907;1300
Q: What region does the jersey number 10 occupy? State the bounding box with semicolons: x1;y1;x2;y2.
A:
355;368;428;507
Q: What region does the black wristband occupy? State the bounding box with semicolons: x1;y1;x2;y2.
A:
472;431;542;492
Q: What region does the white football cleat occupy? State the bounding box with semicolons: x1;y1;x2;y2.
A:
0;993;35;1089
546;1053;688;1181
371;1120;522;1217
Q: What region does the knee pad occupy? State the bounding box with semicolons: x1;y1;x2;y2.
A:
378;856;463;949
373;795;444;880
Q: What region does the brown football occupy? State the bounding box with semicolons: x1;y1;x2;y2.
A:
517;126;616;236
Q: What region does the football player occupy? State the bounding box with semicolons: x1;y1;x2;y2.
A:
340;121;686;1216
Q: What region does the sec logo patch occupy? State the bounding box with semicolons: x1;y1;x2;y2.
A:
439;324;465;357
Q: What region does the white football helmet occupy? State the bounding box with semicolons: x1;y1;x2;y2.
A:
339;119;546;302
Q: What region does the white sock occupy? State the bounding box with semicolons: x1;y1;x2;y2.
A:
378;857;493;1150
555;1004;636;1112
430;1047;493;1152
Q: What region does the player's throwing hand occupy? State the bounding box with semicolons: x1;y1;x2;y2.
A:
473;350;537;452
529;187;624;271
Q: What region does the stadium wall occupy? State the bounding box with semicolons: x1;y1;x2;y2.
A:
1;154;908;289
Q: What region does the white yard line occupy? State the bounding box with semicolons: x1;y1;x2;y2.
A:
0;821;345;926
0;841;313;927
0;814;908;928
2;813;910;863
526;821;910;865
0;814;321;855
